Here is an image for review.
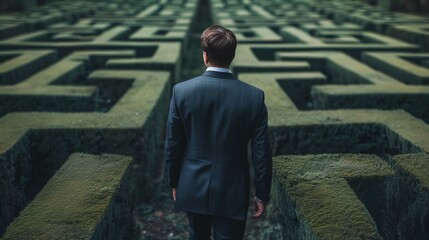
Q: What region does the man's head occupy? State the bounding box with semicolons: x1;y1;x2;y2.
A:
200;25;237;68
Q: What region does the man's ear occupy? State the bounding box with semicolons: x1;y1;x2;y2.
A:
203;51;209;66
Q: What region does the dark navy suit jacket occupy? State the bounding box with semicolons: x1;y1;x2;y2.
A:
164;70;272;221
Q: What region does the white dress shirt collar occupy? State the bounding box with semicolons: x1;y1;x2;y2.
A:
206;66;233;74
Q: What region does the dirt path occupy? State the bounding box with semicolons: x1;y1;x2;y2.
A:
131;179;282;240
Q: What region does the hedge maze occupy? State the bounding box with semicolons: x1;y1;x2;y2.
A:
214;0;429;239
0;0;428;239
0;0;194;238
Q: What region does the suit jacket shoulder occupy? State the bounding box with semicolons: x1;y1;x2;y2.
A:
174;72;264;98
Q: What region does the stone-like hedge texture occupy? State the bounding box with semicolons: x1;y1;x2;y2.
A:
1;153;133;240
271;154;394;239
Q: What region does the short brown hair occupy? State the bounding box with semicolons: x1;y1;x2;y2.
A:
200;25;237;67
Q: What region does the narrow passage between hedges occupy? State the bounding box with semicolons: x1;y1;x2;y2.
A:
131;0;282;239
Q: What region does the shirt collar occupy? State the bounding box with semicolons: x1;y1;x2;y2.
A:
206;66;233;74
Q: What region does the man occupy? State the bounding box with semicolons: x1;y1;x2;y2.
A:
164;25;272;239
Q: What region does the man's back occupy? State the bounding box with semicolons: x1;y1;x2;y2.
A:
174;71;263;164
164;24;272;240
167;70;270;221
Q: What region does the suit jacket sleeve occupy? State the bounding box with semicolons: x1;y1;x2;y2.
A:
164;86;186;188
251;92;272;203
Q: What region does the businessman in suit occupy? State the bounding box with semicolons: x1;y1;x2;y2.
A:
164;25;272;239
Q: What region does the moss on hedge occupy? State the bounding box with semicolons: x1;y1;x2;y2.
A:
272;154;393;239
0;69;171;234
392;152;429;190
239;72;429;154
2;153;133;240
